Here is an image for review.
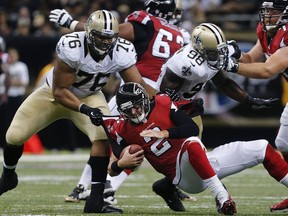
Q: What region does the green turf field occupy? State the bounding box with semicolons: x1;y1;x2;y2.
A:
0;151;286;216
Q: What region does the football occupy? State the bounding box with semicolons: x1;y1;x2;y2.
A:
119;144;143;159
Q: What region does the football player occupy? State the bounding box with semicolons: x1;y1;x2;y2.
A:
106;82;288;215
157;23;278;109
49;0;195;204
0;10;156;214
225;0;288;211
0;36;10;149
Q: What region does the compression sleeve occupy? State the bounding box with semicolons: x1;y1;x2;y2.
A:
167;109;199;139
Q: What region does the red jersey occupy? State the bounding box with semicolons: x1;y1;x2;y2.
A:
107;95;186;180
257;22;288;80
126;11;184;81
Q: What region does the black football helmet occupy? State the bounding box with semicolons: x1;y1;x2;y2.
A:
259;0;288;32
144;0;176;21
85;10;119;59
116;82;150;124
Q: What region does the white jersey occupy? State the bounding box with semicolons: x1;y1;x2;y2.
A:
156;43;219;100
46;31;137;98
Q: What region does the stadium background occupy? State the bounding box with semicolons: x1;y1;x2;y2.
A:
0;0;284;150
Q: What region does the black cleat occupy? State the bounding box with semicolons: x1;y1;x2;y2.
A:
84;197;123;214
0;171;18;195
176;187;197;202
152;177;185;212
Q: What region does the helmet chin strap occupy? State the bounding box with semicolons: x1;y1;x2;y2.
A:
130;112;147;124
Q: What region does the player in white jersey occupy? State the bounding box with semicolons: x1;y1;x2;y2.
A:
157;23;278;108
0;10;156;214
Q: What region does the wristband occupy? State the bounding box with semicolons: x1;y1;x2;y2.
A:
111;161;124;173
78;103;91;115
78;103;84;112
70;20;79;31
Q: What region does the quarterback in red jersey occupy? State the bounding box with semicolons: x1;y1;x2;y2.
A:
226;0;288;212
105;82;288;215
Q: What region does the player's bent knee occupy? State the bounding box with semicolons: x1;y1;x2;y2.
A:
275;137;288;152
6;125;28;146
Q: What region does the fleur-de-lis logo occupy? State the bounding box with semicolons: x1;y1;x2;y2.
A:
182;65;192;76
194;35;201;45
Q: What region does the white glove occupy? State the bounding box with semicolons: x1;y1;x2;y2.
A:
49;9;78;30
226;57;239;73
227;40;241;59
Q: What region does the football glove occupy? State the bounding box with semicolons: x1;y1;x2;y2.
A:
227;40;241;59
163;88;181;101
49;9;78;30
225;57;239;73
244;95;279;109
79;104;104;126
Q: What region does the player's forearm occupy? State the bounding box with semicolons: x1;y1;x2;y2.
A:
53;87;81;111
74;22;85;31
238;62;275;79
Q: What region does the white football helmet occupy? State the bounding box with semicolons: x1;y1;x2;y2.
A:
85;10;119;59
191;23;228;70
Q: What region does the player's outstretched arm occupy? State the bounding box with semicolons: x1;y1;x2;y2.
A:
49;9;85;31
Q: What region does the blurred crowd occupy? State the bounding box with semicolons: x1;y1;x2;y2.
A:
0;0;261;38
0;0;283;151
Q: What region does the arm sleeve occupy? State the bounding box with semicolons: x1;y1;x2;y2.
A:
167;109;199;139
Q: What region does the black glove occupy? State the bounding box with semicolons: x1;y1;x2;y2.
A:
225;57;239;73
79;104;104;126
245;95;279;109
163;88;181;101
227;40;241;59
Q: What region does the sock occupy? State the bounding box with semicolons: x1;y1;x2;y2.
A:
3;144;24;172
263;144;288;181
186;141;216;179
280;174;288;186
204;175;228;205
78;164;92;190
88;156;109;199
106;171;129;191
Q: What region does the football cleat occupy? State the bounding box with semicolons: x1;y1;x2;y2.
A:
215;192;237;215
0;170;18;195
84;198;123;214
270;198;288;212
152;177;185;212
176;188;197;202
104;181;117;205
65;184;89;202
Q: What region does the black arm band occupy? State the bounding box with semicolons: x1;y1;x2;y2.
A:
111;161;124;173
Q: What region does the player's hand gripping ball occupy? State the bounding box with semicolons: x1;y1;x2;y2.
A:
119;144;144;170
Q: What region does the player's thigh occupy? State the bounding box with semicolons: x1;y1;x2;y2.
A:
71;91;110;141
6;85;61;145
275;103;288;151
207;139;268;179
174;137;207;194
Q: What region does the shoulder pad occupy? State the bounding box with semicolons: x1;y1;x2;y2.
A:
125;11;151;24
